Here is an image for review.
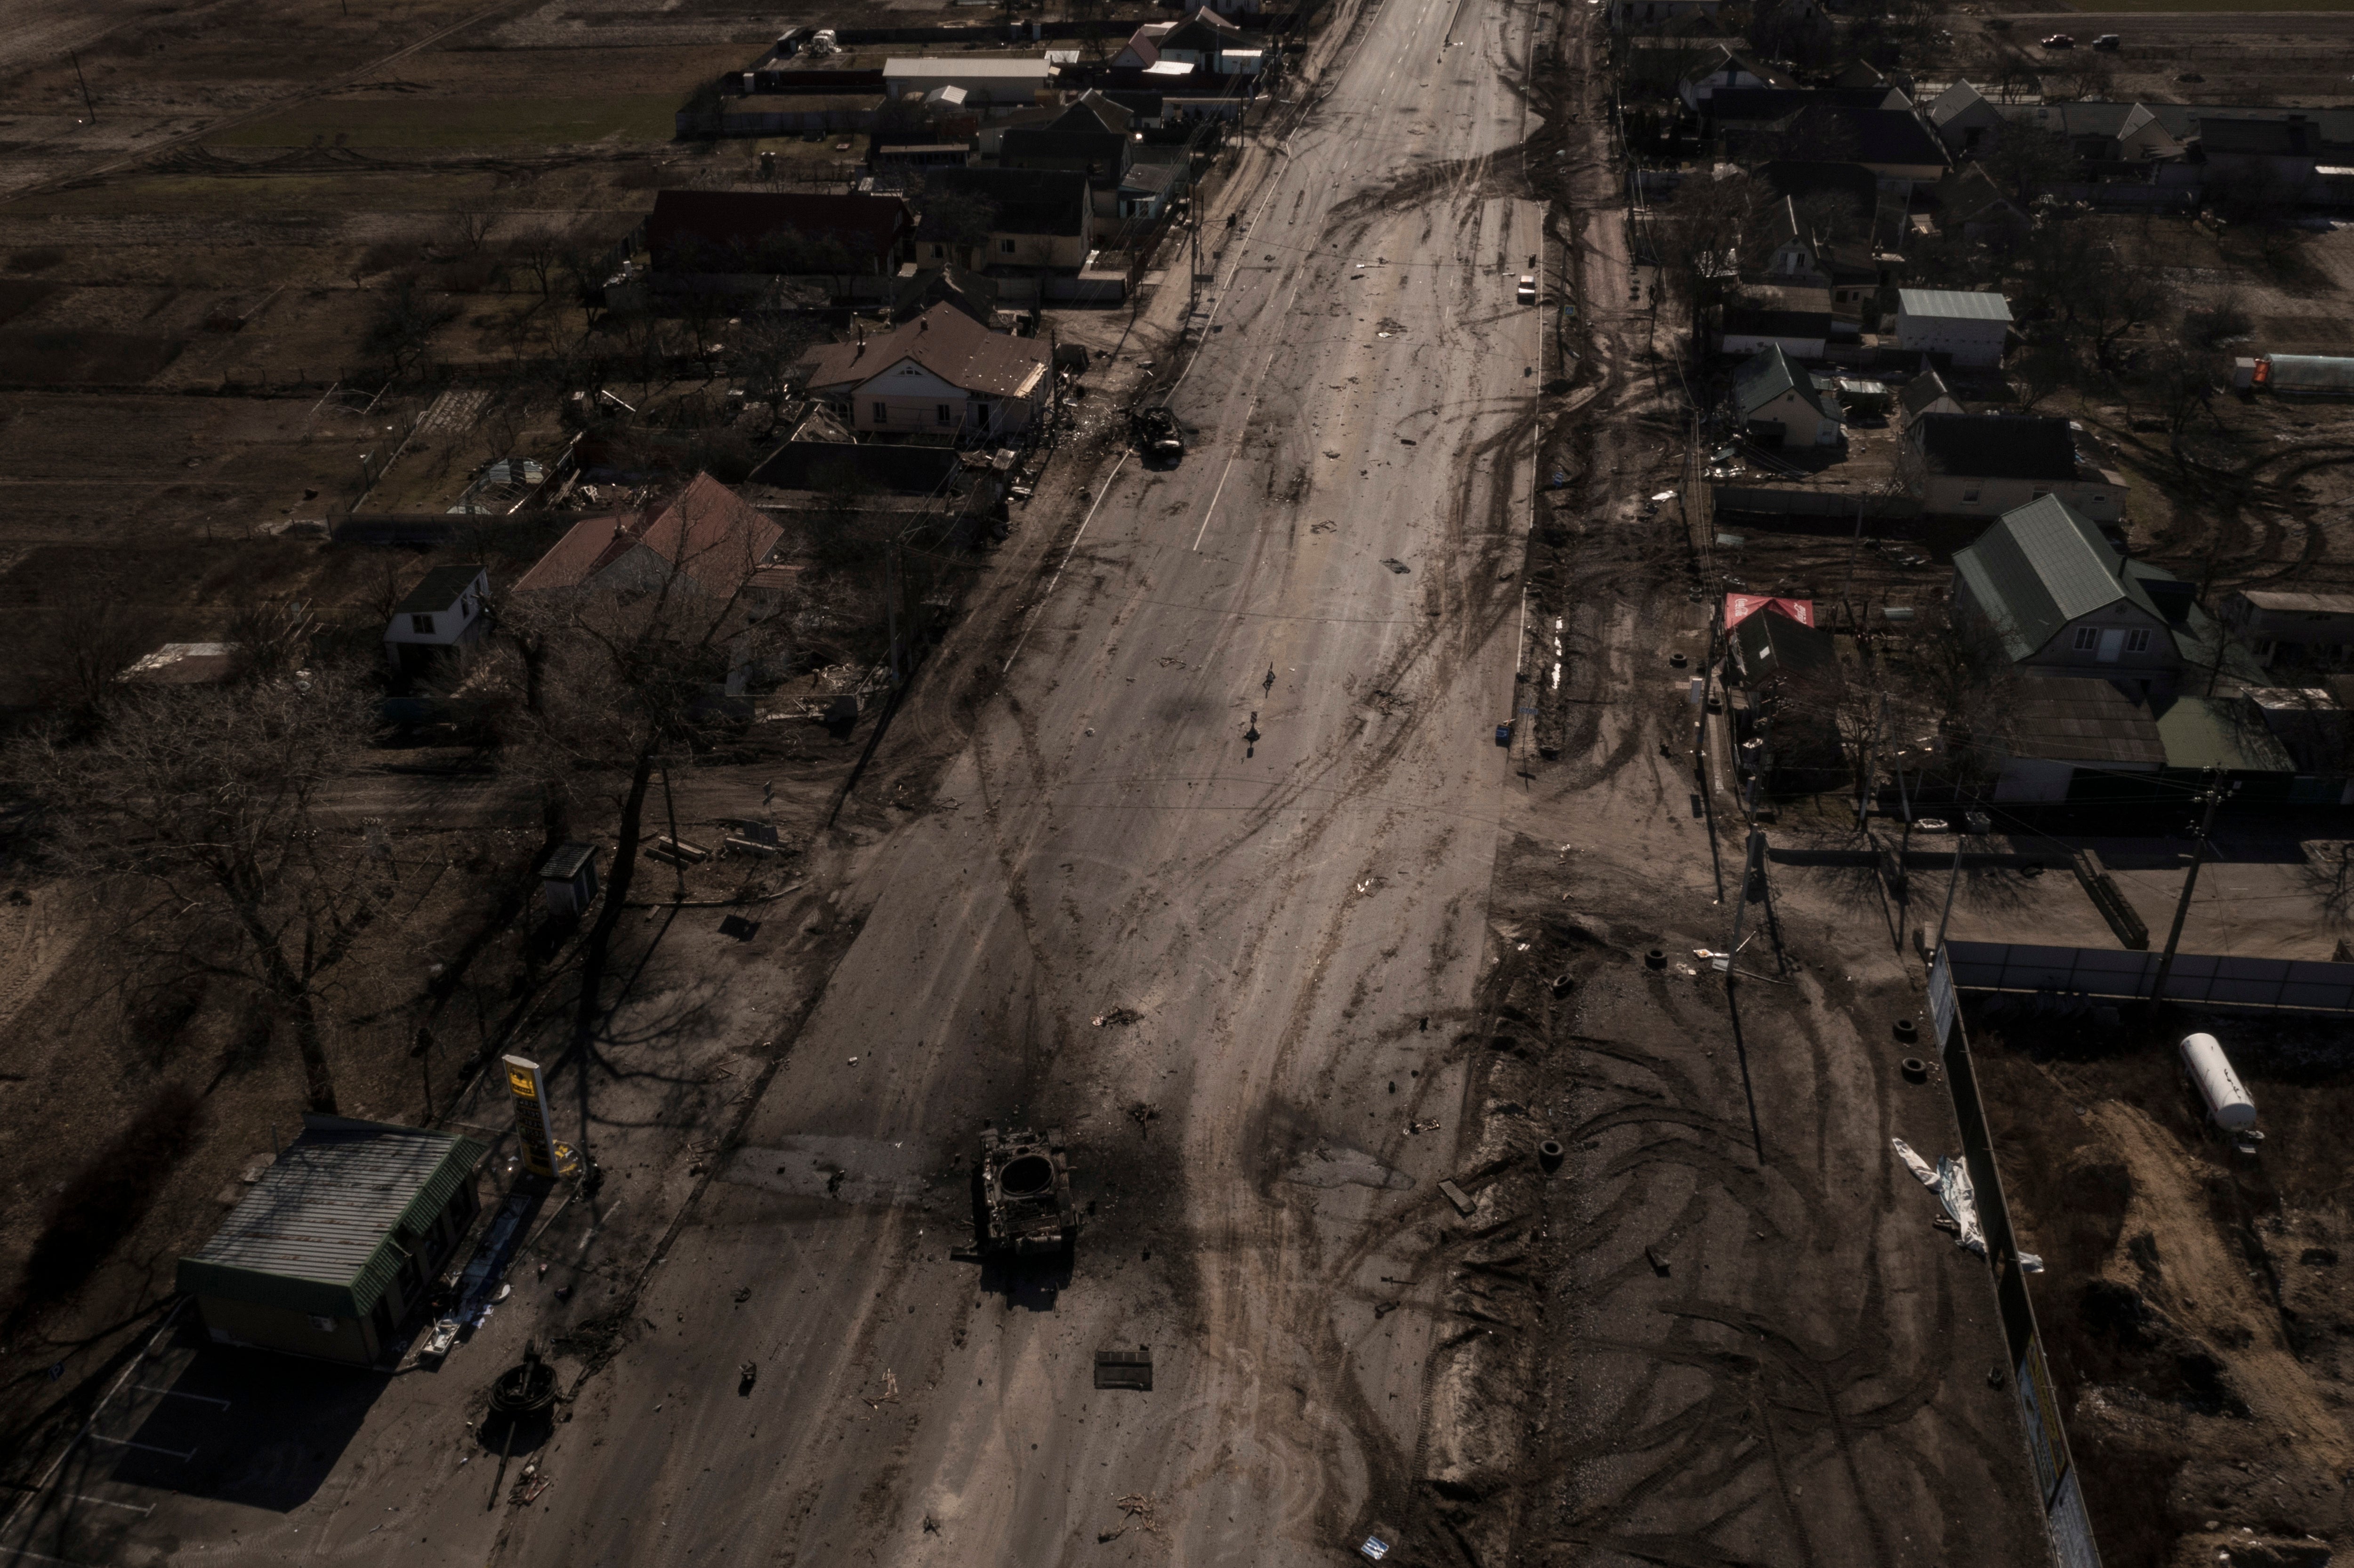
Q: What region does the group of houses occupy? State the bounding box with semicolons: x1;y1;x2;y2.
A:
643;52;1262;312
1648;33;2354;222
1725;491;2354;805
1630;26;2354;383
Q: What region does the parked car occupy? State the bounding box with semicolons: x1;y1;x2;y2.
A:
2092;32;2120;48
1516;274;1538;304
2040;32;2074;47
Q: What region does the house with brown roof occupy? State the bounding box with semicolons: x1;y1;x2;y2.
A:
513;473;791;602
799;302;1052;441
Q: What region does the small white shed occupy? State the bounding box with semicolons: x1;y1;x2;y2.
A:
1893;289;2013;370
382;564;488;675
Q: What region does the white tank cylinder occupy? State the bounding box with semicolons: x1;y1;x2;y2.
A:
2180;1032;2256;1130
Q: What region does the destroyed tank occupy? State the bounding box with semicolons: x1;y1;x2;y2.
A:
1129;406;1184;466
975;1126;1077;1257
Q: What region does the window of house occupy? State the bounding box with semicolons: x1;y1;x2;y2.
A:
2074;627;2100;651
411;613;435;635
873;402;888;424
1000;238;1017;255
1962;485;1981;503
931;244;945;259
2125;629;2150;654
937;404;953;425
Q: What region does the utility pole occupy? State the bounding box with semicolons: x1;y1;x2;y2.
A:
2152;769;2231;1005
1855;690;1886;832
1721;830;1769;1166
1692;598;1725;903
70;51;96;122
1890;742;1915;949
1932;809;1990;964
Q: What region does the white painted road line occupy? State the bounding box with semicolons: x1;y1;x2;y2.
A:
71;1495;153;1516
85;1435;193;1463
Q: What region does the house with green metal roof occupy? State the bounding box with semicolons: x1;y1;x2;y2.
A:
1951;496;2185;696
1731;343;1842;448
2156;695;2298;791
178;1115;486;1366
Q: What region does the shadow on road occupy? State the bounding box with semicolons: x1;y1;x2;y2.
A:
108;1343;387;1512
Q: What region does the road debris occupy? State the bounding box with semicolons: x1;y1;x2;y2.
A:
1092;1007;1142;1027
1100;1493;1162;1541
861;1369;900;1409
1439;1180;1476;1217
1382;558;1411;574
1094;1346;1153;1391
1891;1138;1985;1256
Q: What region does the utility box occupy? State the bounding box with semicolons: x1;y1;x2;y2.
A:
540;843;599;916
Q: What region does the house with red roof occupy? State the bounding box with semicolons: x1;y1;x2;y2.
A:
513;474;795;603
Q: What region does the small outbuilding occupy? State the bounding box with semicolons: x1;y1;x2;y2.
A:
540;842;601;916
382;563;489;675
1892;288;2012;369
177;1116;486;1367
1898;368;1961;427
882;56;1055;105
1731;343;1843;447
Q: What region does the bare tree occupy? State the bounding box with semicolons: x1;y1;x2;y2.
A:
2134;339;2222;456
1654;168;1759;359
513;232;565;302
364;274;459;378
496;482;791;1162
454;210;498;254
32;578;150;726
13;664;383;1112
1983;120;2076;205
1793;190;1868;248
227;599;316;682
728;311;819;408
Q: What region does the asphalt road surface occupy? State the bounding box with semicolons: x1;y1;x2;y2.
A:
497;0;1556;1562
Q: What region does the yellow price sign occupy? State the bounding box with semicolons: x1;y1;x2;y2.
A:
501;1054;559;1179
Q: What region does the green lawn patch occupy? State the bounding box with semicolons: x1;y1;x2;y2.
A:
208;94;681;149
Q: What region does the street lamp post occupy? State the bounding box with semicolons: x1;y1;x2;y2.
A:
2152;768;2232;1005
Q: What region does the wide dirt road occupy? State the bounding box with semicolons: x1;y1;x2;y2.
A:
499;0;1554;1564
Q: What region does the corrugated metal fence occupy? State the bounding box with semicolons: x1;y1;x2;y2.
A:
1931;950;2104;1568
1945;941;2354;1013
